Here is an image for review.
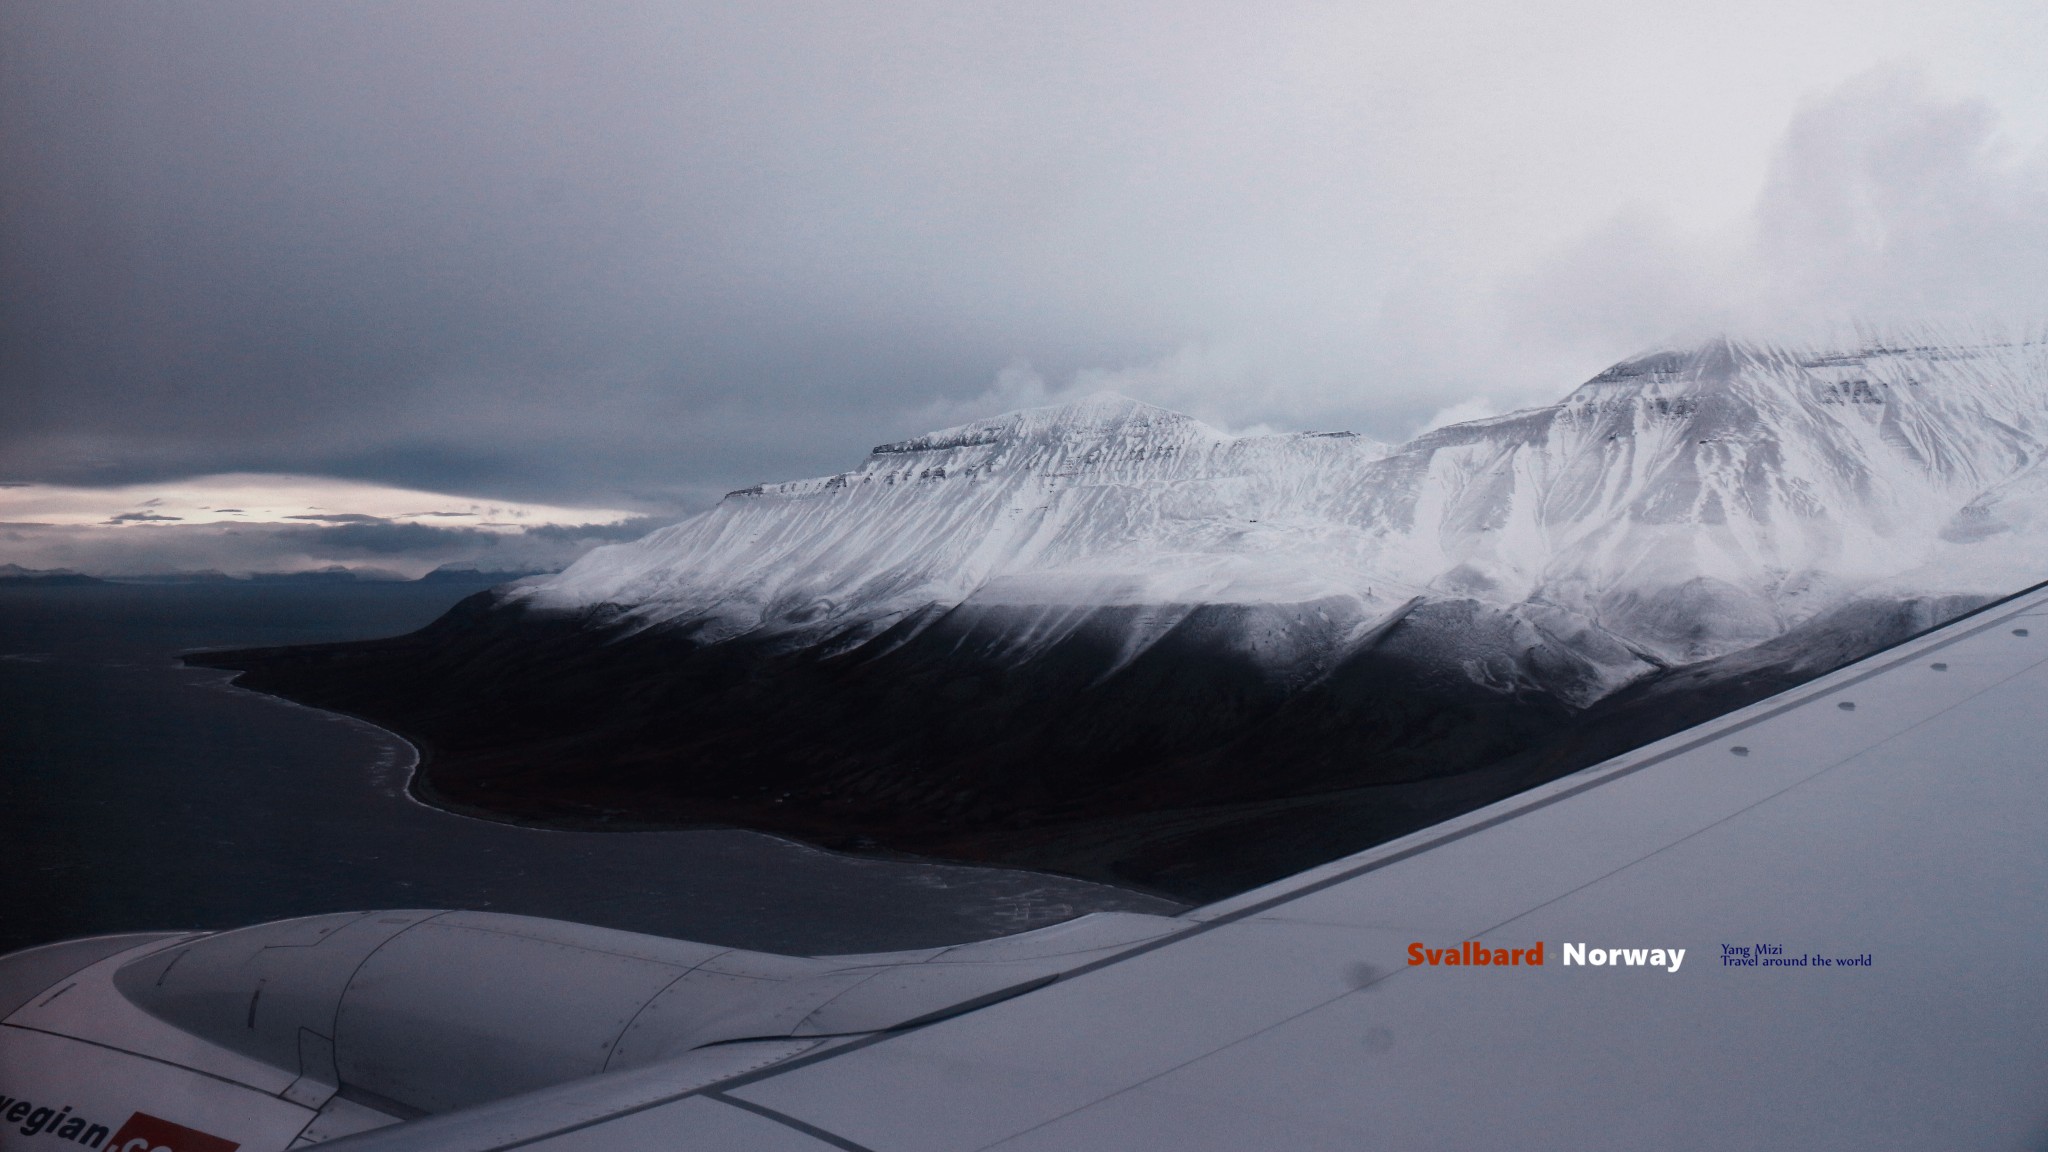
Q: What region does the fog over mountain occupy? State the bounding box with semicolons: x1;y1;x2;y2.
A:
203;327;2048;897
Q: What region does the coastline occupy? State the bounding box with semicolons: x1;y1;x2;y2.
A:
187;652;1194;901
2;582;1184;955
177;641;1538;902
175;579;2019;904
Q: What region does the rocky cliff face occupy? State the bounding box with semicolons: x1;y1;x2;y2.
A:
199;328;2048;899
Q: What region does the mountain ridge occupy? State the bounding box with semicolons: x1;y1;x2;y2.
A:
520;328;2048;674
191;328;2048;898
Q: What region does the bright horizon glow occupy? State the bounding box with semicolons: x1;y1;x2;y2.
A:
0;475;652;578
0;474;641;532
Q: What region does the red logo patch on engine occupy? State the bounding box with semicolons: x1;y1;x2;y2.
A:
103;1114;238;1152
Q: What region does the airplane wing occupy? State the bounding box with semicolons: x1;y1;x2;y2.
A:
6;584;2048;1150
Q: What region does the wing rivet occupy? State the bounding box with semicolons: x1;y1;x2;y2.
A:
1931;662;1948;671
2014;628;2031;637
1837;701;1856;711
1730;746;1749;756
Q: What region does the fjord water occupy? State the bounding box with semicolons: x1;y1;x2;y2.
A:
0;582;1176;957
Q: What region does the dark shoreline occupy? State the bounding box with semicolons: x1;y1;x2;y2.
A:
186;586;2004;903
179;592;1592;902
182;642;1200;904
4;581;1184;956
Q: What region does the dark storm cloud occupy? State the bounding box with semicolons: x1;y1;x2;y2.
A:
5;1;2046;514
278;517;666;557
521;516;672;543
2;0;1169;506
272;516;663;565
281;520;490;556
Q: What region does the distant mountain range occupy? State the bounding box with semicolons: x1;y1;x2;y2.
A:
197;328;2048;899
0;564;103;586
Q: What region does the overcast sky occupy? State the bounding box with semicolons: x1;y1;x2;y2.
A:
6;0;2048;525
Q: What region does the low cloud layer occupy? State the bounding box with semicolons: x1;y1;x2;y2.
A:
0;476;650;577
0;517;669;580
5;2;2046;525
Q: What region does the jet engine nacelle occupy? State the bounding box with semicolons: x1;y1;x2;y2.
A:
0;909;1178;1150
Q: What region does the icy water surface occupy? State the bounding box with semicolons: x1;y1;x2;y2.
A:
0;582;1178;956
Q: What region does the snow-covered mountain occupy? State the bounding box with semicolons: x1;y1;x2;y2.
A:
520;329;2048;706
204;327;2048;899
